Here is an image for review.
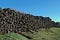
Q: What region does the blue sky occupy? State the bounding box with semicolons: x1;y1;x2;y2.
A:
0;0;60;22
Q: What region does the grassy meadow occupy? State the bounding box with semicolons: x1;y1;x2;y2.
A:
0;27;60;40
30;27;60;40
0;33;28;40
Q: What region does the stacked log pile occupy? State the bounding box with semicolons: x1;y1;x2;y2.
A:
0;8;55;35
55;22;60;27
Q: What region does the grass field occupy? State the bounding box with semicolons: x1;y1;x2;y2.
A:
0;32;28;40
0;27;60;40
30;27;60;40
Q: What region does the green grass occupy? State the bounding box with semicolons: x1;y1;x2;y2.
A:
0;27;60;40
29;27;60;40
0;32;28;40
